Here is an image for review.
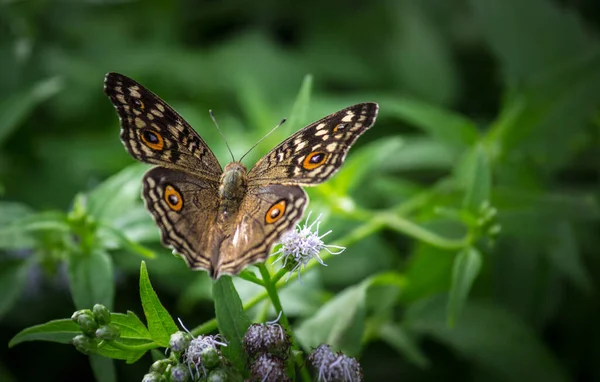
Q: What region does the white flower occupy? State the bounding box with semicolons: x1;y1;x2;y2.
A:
271;212;345;282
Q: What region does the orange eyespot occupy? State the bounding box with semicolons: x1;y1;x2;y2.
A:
265;200;287;224
302;151;328;170
333;123;346;132
140;128;164;150
164;185;183;211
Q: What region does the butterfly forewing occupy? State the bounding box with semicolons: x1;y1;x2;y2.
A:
247;102;378;186
104;72;222;180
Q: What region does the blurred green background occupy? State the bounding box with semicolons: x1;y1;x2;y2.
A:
1;0;600;381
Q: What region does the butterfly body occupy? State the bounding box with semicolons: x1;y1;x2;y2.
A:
104;73;378;279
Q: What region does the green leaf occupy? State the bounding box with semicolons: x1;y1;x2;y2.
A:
547;222;592;293
470;0;592;83
139;261;178;347
0;211;70;250
379;322;430;368
386;97;479;149
284;73;313;135
447;247;482;326
0;259;33;318
8;319;80;347
89;355;116;382
460;144;492;212
407;296;569;382
87;163;148;224
68;249;115;310
213;276;251;372
295;282;367;356
110;311;152;341
0;77;63;145
95;340;151;364
97;225;155;259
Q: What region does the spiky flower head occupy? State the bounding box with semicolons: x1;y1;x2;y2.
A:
183;334;227;379
308;344;363;382
243;318;290;357
271;212;345;282
250;353;290;382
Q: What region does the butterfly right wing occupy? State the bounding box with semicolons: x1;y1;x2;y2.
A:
104;72;222;180
142;167;222;272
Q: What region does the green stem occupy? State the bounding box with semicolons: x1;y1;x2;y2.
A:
258;264;311;382
383;213;468;250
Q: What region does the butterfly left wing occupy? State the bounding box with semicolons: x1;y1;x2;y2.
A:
142;167;221;272
212;184;307;278
247;102;378;186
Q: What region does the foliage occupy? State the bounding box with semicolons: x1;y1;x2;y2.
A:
1;0;599;380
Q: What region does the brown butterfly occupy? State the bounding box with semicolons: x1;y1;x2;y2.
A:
104;73;378;279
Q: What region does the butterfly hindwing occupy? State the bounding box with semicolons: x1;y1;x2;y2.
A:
104;72;222;181
247;102;378;186
214;184;307;278
142;167;220;271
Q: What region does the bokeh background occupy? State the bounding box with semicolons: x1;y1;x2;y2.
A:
1;0;600;381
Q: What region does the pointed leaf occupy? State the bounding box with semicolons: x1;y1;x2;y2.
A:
139;261;178;347
460;144;491;212
213;276;251;371
379;322;430;368
447;247;482;326
285;74;313;135
110;311;152;340
9;319;80;347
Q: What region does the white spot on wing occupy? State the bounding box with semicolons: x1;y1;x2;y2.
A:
341;113;355;122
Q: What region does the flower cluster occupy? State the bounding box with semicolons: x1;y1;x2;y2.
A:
272;212;345;282
243;315;291;381
308;344;363;382
71;304;120;354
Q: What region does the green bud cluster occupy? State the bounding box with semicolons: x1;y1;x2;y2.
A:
70;304;120;355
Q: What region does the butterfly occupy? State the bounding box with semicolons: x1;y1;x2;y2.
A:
104;73;378;279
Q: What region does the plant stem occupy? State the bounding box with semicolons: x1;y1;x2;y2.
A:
258;264;311;382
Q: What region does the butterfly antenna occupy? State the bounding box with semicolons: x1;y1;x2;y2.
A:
209;110;236;162
239;118;286;163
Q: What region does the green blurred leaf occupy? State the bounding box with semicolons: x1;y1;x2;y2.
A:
379;322;430;368
89;355;116;382
9;319;79;347
385;98;479;149
139;261;178;347
547;222;592;293
68;249;115;310
87;163;148;224
97;225;155;258
460;144;491;212
296;281;366;356
470;0;592;82
213;276;251;372
447;247;482;326
0;77;63;145
400;244;455;303
0;259;33;318
284;73;313;135
407;296;569;382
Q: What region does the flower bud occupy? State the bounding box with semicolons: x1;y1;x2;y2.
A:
141;372;166;382
169;331;192;353
250;353;289;382
92;304;111;325
95;324;120;341
71;309;93;322
149;359;170;374
244;323;290;357
72;334;97;354
169;364;190;382
309;344;362;382
201;347;220;369
77;312;99;337
206;369;228;382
